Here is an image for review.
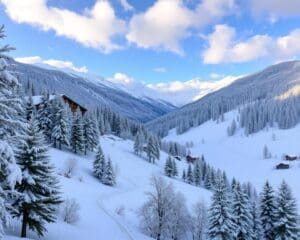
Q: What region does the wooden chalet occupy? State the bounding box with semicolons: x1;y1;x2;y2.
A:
186;155;200;164
276;163;289;170
284;155;298;161
61;94;87;115
32;94;87;115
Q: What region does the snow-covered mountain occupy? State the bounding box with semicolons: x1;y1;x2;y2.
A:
107;72;239;106
147;60;300;136
11;60;176;123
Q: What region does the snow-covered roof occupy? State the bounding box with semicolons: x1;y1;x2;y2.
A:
31;95;57;105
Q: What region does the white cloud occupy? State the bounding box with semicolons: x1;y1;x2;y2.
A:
147;76;239;105
126;0;235;54
251;0;300;17
109;72;134;84
0;0;126;53
107;71;240;106
119;0;134;12
154;67;167;73
15;56;88;73
203;24;300;64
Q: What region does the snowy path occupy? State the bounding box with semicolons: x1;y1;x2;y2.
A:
97;197;136;240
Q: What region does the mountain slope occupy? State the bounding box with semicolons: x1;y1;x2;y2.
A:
147;60;300;136
4;135;211;240
164;109;300;206
12;61;176;123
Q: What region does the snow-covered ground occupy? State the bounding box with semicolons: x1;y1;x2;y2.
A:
4;135;210;240
164;110;300;206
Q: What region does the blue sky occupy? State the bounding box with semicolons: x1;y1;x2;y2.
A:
0;0;300;84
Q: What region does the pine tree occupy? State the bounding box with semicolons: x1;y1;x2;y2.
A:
14;118;62;237
70;109;84;154
25;96;35;121
164;156;173;177
250;198;263;240
172;159;178;177
36;92;52;140
274;181;299;240
0;25;23;143
0;25;22;237
186;164;194;184
232;183;252;240
182;170;186;182
93;144;106;181
193;161;201;186
147;136;156;163
103;158;116;186
208;177;235;240
260;181;276;240
51;99;70;150
83;114;99;154
0;141;21;237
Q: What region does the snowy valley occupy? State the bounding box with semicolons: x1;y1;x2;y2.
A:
2;20;300;240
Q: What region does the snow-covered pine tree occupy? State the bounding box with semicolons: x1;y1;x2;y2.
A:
0;25;22;237
14;118;61;238
93;144;106;181
232;183;252;240
208;177;235;240
193;161;201;186
227;119;237;136
0;141;21;237
153;137;160;160
274;181;299;240
260;181;276;240
0;25;23;143
103;157;116;186
172;159;178;177
36;92;52;140
250;198;263;240
134;129;144;156
25;95;35;121
70;109;85;154
164;156;173;178
182;169;186;182
147;136;157;163
51;98;70;150
263;145;271;159
83;114;99;154
186;164;194;184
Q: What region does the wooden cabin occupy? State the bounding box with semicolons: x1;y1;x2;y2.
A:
284;155;298;161
61;95;87;115
32;94;87;115
186;155;199;164
276;163;289;170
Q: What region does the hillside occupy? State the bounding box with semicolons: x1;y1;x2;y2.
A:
11;61;176;123
4;136;211;240
164;109;300;206
147;60;300;136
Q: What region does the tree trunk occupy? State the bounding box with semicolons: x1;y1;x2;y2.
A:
21;210;28;238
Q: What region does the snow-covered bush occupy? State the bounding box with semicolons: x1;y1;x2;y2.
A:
115;205;125;216
61;198;80;224
63;158;78;178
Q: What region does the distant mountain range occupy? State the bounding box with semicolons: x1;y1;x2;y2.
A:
11;60;176;123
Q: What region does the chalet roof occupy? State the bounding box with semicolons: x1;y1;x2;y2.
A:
28;94;87;112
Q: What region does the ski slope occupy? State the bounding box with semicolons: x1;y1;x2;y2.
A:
164;110;300;206
4;135;210;240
